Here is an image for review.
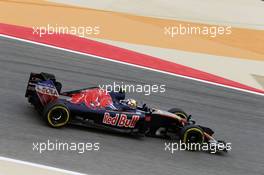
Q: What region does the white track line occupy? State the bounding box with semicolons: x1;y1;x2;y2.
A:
0;34;264;97
0;156;86;175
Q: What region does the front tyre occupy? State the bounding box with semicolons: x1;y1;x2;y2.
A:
180;125;204;150
43;103;70;128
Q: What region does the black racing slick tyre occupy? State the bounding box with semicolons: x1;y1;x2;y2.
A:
43;103;70;128
168;108;188;120
180;125;204;150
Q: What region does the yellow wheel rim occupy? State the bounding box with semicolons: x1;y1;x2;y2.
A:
183;128;204;143
47;106;69;127
175;112;188;120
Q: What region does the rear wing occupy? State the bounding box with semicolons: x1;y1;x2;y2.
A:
35;80;59;105
25;72;61;106
25;72;59;97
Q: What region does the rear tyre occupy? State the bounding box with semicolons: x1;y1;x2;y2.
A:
168;108;188;120
43;103;70;128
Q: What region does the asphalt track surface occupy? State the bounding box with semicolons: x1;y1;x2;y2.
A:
0;37;263;175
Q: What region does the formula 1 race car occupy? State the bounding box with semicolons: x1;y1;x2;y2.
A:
25;72;229;153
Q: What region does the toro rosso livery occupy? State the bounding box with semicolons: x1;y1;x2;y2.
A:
25;72;228;153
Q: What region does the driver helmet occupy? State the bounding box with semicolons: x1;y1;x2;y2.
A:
125;98;137;109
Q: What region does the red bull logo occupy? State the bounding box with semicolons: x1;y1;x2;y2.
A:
103;112;140;128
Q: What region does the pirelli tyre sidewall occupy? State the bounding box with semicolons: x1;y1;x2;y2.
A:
168;108;188;120
180;125;204;150
43;103;70;128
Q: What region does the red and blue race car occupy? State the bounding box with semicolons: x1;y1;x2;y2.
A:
25;72;229;153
